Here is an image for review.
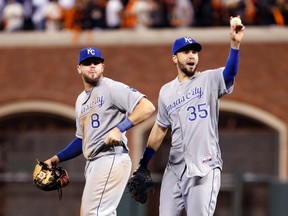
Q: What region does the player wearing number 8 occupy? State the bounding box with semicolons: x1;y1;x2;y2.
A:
44;47;155;215
130;16;245;215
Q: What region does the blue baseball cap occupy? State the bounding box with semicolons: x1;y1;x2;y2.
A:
172;36;202;55
78;47;104;64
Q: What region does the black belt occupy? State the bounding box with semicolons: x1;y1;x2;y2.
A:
88;143;128;160
97;142;127;154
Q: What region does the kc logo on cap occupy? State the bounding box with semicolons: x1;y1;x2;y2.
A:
87;48;96;55
172;36;202;55
78;47;104;64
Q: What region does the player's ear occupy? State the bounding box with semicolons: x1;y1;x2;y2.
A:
77;65;82;74
172;55;177;64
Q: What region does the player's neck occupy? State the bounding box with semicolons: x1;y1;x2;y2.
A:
178;74;193;83
178;70;199;83
83;76;102;91
84;84;95;91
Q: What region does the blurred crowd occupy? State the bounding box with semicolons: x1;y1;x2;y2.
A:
0;0;287;32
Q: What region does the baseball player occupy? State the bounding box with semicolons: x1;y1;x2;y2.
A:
137;17;245;215
44;47;155;216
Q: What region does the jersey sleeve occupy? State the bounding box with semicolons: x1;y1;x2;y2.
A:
156;87;170;128
109;80;145;114
75;92;85;139
209;67;234;98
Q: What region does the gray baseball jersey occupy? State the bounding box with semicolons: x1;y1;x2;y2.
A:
157;67;233;178
75;77;145;160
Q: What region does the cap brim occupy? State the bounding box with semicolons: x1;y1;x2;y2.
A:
79;56;104;64
177;43;202;53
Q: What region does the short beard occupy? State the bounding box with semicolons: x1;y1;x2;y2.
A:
178;62;197;77
82;74;100;86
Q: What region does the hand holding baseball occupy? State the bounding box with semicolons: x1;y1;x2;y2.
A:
230;16;244;32
229;16;245;49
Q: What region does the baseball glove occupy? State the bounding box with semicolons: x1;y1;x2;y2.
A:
32;160;69;199
127;166;154;204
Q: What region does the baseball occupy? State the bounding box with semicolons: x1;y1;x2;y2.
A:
230;17;242;26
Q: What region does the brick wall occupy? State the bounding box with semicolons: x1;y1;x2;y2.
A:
1;43;287;121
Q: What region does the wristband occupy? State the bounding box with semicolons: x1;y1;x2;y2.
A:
116;118;134;133
139;147;156;169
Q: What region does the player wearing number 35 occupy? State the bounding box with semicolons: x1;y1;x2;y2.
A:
44;47;155;216
136;16;245;215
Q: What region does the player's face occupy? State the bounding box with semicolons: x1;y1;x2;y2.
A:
77;58;104;87
173;49;199;77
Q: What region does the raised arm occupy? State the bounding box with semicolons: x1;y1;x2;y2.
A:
223;16;245;88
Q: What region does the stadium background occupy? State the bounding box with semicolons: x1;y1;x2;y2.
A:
0;27;287;216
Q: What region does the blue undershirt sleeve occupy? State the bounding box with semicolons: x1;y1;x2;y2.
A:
139;147;156;169
223;48;240;88
56;137;83;162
